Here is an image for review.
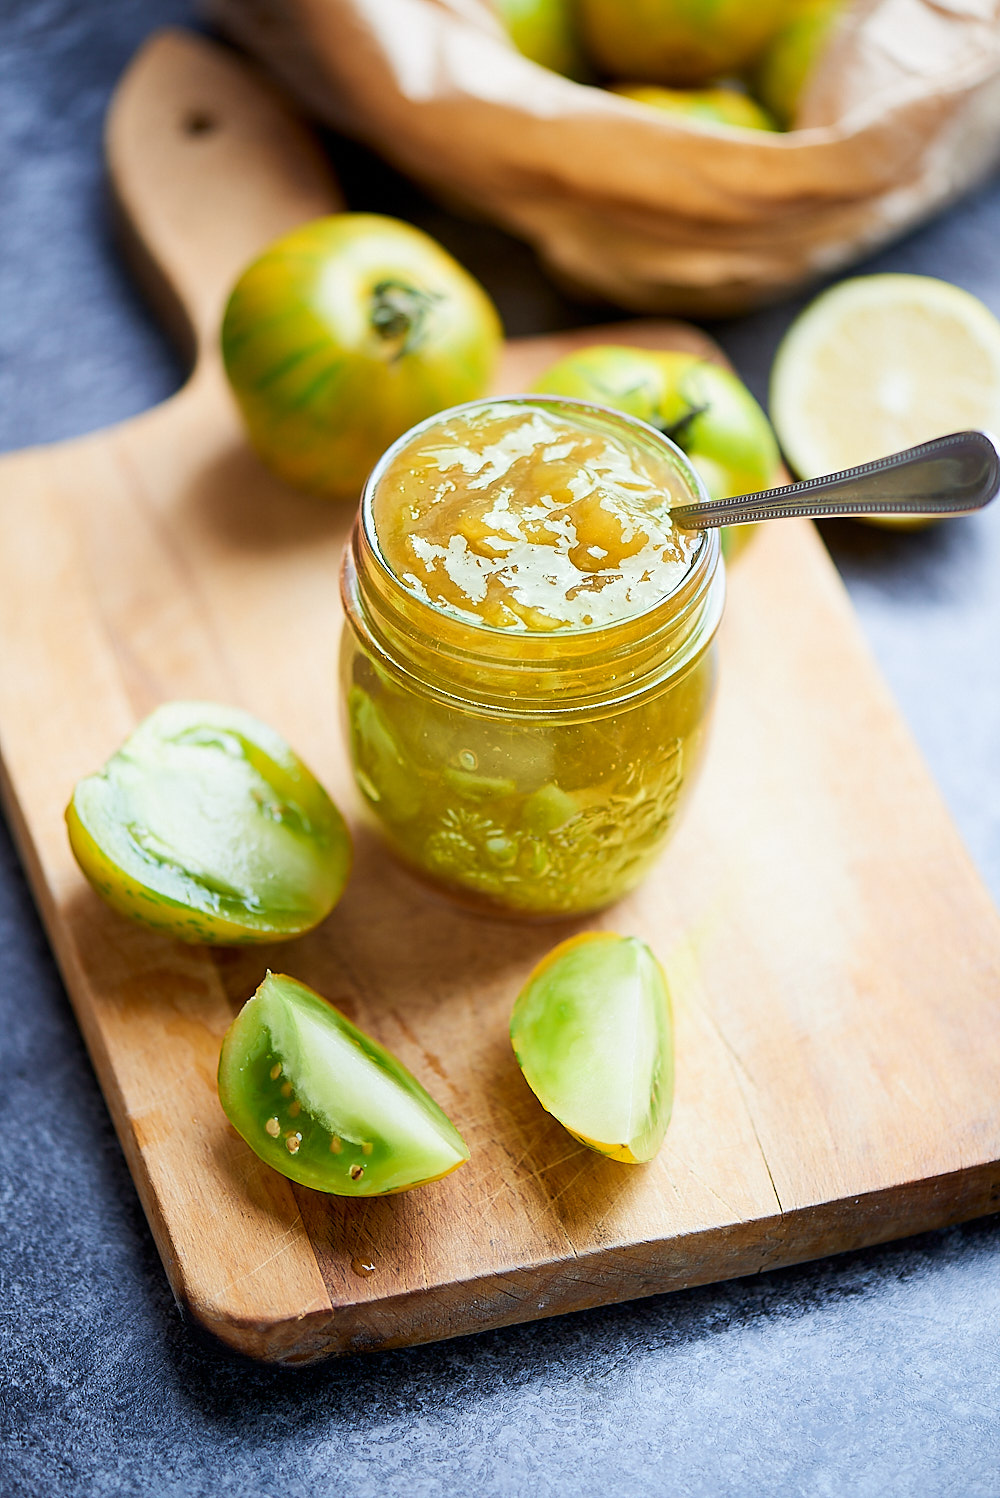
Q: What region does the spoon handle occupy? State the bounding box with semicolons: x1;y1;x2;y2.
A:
671;429;1000;530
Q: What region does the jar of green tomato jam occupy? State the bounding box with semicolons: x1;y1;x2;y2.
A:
339;396;724;918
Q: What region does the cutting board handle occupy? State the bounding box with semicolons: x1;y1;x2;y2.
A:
106;29;343;366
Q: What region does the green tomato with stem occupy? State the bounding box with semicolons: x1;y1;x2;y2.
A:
510;933;674;1163
66;702;351;944
222;214;503;501
532;343;782;561
219;972;470;1195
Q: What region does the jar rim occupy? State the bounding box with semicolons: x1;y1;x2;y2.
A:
342;540;724;720
357;393;714;644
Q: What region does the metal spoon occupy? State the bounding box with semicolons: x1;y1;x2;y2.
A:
670;429;1000;531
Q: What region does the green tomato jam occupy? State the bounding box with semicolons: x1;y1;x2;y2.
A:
373;403;697;629
340;397;723;918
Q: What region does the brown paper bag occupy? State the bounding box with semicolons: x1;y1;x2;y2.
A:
207;0;1000;313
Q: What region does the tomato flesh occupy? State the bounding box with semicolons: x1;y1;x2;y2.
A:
510;933;674;1163
218;972;470;1195
66;701;351;944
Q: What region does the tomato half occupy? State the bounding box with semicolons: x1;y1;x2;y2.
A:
218;972;470;1195
66;702;351;943
532;345;782;560
222;214;503;501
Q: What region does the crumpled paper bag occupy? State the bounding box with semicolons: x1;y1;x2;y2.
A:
207;0;1000;314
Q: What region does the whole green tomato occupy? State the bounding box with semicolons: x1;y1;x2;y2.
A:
494;0;587;78
66;701;351;943
753;0;845;127
532;344;782;560
219;972;470;1195
578;0;791;87
222;214;503;501
612;82;777;131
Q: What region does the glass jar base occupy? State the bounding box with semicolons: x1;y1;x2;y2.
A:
381;837;654;925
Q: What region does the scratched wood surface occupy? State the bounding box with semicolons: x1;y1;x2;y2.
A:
0;30;998;1365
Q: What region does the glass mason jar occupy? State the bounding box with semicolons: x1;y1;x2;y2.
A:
339;397;725;919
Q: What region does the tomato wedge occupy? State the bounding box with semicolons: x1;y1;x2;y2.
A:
66;701;351;943
218;972;470;1196
510;933;674;1163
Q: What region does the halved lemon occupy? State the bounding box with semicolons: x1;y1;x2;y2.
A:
770;274;1000;526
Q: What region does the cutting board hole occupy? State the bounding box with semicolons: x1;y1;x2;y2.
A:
182;109;219;138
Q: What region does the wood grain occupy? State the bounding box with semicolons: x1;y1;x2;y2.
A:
0;29;998;1364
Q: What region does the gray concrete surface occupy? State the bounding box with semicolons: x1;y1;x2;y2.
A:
1;4;998;1494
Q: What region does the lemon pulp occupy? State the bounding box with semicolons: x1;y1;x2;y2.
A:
770;274;1000;526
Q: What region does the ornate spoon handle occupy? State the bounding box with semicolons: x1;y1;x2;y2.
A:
670;430;1000;530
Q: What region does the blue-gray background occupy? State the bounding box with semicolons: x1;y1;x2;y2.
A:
1;4;998;1494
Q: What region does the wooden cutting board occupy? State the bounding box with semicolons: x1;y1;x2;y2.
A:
2;29;999;1366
